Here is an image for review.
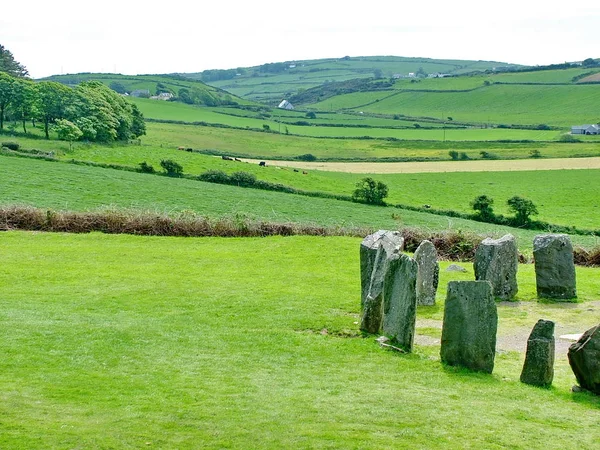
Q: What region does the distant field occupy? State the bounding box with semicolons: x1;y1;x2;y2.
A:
3;154;600;249
309;83;600;127
197;55;519;102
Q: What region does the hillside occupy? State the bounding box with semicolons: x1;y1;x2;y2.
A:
183;55;521;103
41;73;252;107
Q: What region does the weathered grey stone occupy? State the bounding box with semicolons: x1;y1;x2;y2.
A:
533;234;576;299
414;240;439;306
446;264;467;272
381;253;418;351
568;324;600;395
520;319;555;387
440;281;498;373
360;230;404;333
474;234;518;300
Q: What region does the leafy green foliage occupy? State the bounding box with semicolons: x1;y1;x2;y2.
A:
0;44;28;77
471;195;495;221
507;196;538;225
352;177;389;205
53;119;82;150
138;161;155;173
160;159;183;177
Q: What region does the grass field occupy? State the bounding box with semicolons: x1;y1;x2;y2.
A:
0;231;599;448
2;155;600;250
309;84;600;127
195;55;518;102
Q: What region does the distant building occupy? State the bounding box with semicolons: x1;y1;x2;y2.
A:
150;92;174;101
571;124;600;135
130;89;150;98
278;99;294;110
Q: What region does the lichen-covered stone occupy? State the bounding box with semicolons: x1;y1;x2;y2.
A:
568;324;600;395
440;281;498;373
381;253;418;351
474;234;518;300
520;319;555;387
414;240;439;306
359;231;404;333
533;234;576;300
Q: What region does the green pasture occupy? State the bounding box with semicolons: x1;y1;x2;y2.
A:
311;84;600;127
2;154;600;250
491;68;599;84
1;231;599;448
130;100;561;140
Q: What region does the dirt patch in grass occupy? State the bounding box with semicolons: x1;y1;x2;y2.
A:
578;72;600;83
242;157;600;174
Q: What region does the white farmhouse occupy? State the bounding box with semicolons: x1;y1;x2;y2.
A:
278;99;294;110
571;124;600;135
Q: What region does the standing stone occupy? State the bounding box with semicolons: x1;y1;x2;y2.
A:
520;319;555;387
568;324;600;395
360;230;404;333
414;240;439;306
474;234;518;300
440;281;498;373
381;253;418;351
533;234;576;299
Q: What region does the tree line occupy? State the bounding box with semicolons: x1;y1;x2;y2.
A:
0;73;146;141
0;45;145;142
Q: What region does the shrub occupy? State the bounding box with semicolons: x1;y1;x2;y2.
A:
471;195;495;222
529;149;542;158
306;111;316;119
507;196;538;226
295;154;317;161
160;159;183;177
1;141;19;151
352;177;389;205
138;162;155;173
230;171;257;187
449;150;459;160
198;169;230;183
459;152;470;160
479;151;498;160
559;134;581;143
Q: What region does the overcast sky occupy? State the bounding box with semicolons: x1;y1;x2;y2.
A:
2;0;599;78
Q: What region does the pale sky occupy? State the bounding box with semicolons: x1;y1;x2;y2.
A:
2;0;599;79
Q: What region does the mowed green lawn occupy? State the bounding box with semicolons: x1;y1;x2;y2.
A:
0;231;599;448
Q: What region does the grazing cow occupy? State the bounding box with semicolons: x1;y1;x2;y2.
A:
302;171;308;175
293;169;299;172
259;161;266;166
222;155;233;161
177;146;185;151
186;148;193;152
234;158;241;162
424;204;431;209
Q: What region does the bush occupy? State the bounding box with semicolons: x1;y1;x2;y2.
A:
198;169;230;183
449;150;459;160
507;196;538;226
306;111;316;119
1;142;19;151
160;159;183;177
529;149;542;158
479;151;498;160
295;154;317;161
230;171;257;186
138;162;155;173
352;177;389;205
559;134;581;143
471;195;495;222
459;152;470;160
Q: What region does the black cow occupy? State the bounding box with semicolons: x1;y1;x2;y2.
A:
259;161;266;166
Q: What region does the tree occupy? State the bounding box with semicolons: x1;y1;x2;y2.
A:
11;77;37;133
582;58;597;68
306;111;316;119
471;195;495;221
35;81;73;138
507;196;538;225
352;177;389;205
0;45;29;78
109;81;128;94
373;68;383;79
53;119;82;151
0;72;15;130
160;159;183;177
